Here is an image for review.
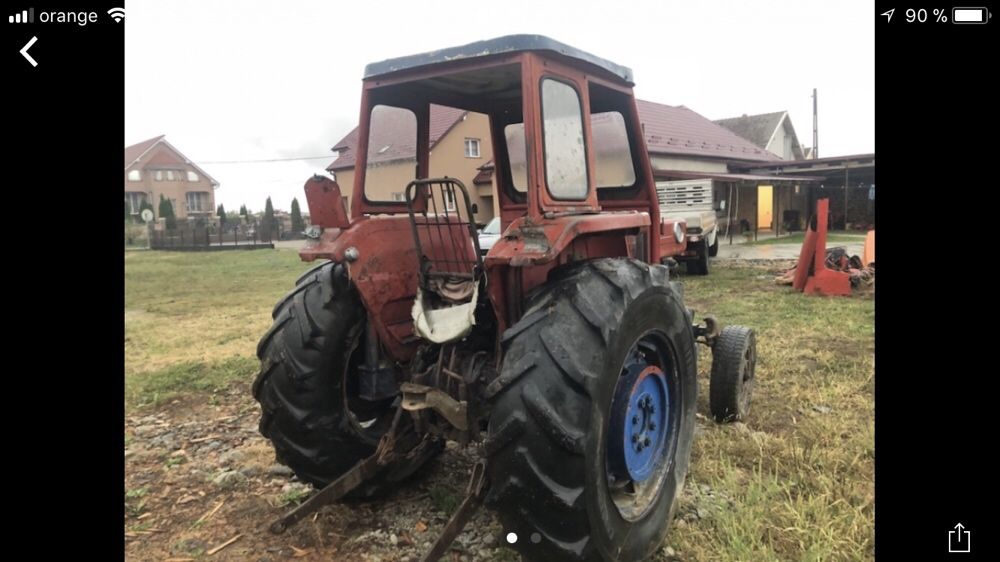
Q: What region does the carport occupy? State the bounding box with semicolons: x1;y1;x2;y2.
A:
653;169;823;243
734;153;876;231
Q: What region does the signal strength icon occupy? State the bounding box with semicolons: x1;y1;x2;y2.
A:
108;7;125;23
9;8;34;23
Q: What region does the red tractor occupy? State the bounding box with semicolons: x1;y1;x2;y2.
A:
254;35;757;561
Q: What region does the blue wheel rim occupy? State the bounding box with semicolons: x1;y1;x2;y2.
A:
605;334;679;519
621;366;669;481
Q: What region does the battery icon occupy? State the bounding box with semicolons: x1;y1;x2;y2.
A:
952;7;990;23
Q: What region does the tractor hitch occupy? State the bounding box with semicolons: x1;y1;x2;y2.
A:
268;409;421;534
693;315;720;347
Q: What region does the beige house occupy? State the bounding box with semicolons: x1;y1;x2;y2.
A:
327;106;497;224
125;135;219;221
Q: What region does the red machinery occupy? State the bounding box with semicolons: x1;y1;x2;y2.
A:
256;36;754;562
792;198;852;296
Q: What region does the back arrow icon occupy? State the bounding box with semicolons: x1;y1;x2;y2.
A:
21;36;38;67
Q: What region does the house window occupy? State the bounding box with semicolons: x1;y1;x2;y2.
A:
464;138;481;158
187;171;199;182
154;170;163;181
444;189;456;212
127;170;141;181
166;170;176;181
125;192;147;214
186;192;209;213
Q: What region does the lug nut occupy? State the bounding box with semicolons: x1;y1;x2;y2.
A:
644;437;651;447
636;442;644;452
631;434;639;443
632;415;639;425
649;421;656;430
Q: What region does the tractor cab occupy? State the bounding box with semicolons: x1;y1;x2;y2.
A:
303;35;683;341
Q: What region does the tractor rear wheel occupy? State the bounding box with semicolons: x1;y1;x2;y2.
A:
252;261;441;497
485;258;697;561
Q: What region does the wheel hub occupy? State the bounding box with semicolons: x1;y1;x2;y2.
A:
608;356;670;483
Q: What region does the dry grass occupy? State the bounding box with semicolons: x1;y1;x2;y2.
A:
124;249;314;407
124;252;874;560
654;262;874;561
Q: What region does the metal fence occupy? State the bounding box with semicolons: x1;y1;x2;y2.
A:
149;225;273;250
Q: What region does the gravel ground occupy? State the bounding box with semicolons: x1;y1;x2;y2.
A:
124;383;713;561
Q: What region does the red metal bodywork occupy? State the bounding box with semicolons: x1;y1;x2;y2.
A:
300;47;689;361
792;198;852;297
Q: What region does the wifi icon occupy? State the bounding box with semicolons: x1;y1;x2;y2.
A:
108;7;125;23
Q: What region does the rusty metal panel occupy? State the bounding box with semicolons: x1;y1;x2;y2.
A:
303;176;350;229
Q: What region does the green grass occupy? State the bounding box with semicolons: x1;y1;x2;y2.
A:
124;252;873;561
125;249;315;408
746;231;866;246
654;263;874;561
428;482;463;514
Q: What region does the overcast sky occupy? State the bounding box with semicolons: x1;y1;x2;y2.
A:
125;0;874;212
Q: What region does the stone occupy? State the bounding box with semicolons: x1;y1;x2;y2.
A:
267;463;294;477
213;470;246;489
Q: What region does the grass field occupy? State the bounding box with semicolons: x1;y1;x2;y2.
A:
746;231;867;246
124;250;874;561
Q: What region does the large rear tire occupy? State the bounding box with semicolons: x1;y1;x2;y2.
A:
484;258;698;561
252;261;440;497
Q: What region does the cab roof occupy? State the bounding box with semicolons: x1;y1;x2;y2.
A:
364;34;634;85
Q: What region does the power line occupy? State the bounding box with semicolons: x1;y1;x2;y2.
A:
199;155;334;164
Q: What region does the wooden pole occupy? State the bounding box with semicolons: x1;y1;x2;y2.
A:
844;165;850;230
775;185;781;237
727;183;734;245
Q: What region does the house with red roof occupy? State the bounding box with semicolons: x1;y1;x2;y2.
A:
125;135;219;222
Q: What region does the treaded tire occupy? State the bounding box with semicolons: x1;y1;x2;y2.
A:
484;258;698;561
709;325;757;423
686;239;710;275
252;261;441;497
708;235;719;257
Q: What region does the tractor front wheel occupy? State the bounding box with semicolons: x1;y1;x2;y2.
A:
709;325;757;423
485;259;698;561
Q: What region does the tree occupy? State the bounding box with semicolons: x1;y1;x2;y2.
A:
159;194;177;230
217;204;227;228
262;197;276;240
239;204;248;217
290;198;305;234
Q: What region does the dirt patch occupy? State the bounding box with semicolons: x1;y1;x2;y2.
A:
125;384;506;562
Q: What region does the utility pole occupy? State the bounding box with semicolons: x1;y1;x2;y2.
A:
812;88;818;159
